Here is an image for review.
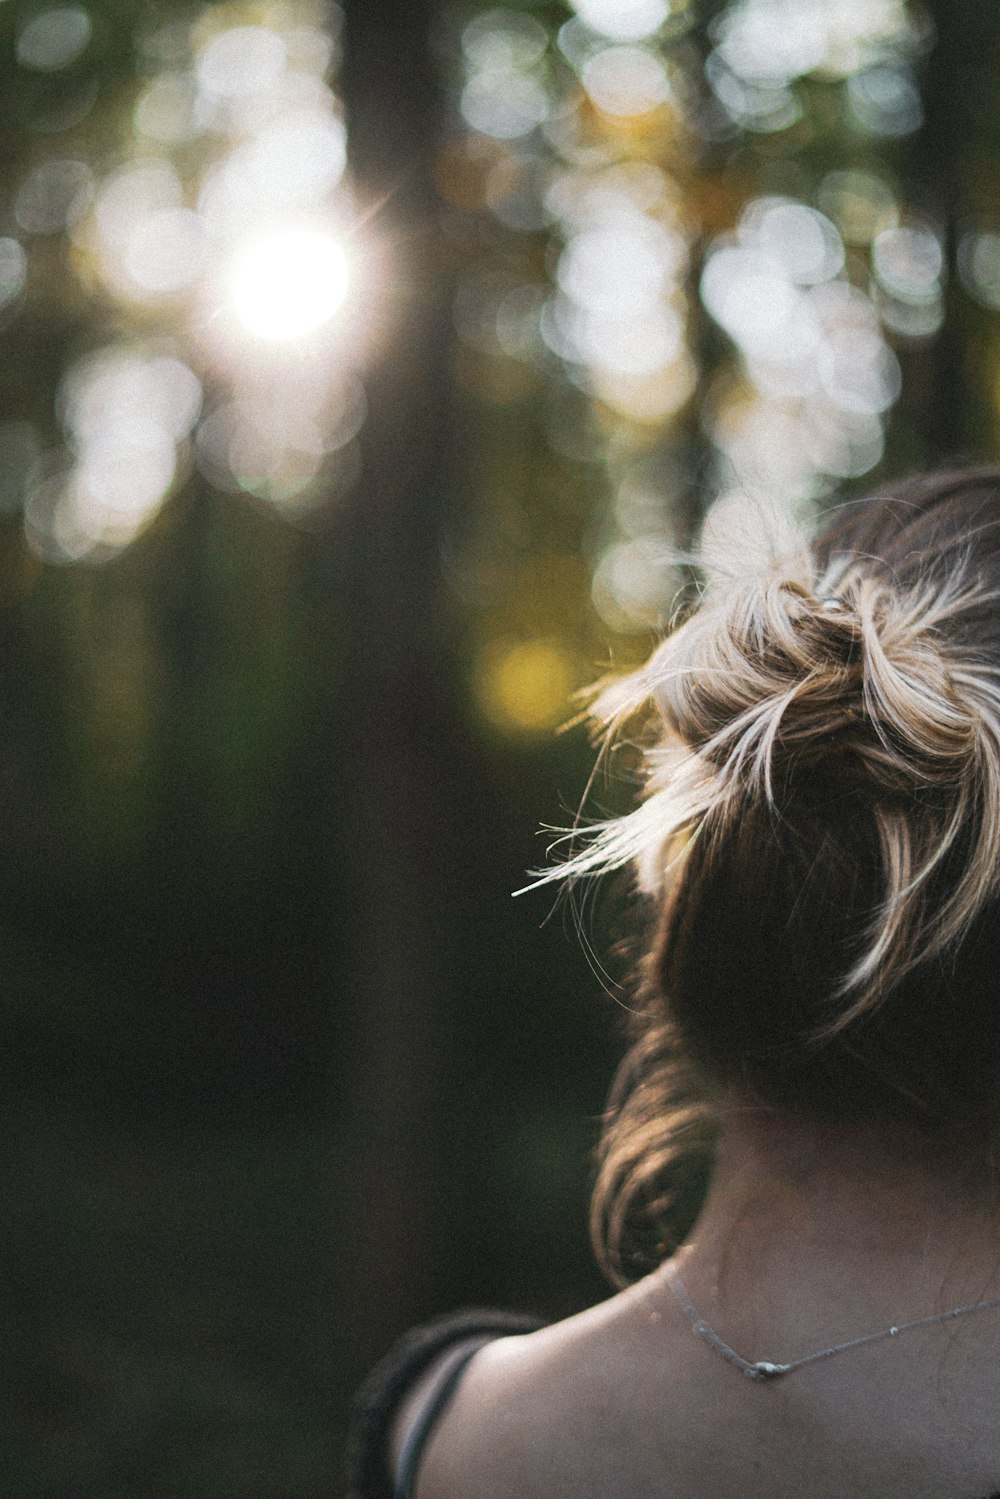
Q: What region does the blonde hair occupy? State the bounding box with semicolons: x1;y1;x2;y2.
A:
529;470;1000;1284
541;552;1000;1028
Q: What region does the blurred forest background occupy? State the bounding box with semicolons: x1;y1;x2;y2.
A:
2;0;999;1493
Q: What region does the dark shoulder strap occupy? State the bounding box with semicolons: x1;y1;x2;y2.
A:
346;1309;547;1499
392;1336;492;1499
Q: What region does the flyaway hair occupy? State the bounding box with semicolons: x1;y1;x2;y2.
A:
528;546;1000;1037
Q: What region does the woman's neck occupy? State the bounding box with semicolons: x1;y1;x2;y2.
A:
668;1103;1000;1340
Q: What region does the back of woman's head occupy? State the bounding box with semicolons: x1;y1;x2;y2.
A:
538;467;1000;1284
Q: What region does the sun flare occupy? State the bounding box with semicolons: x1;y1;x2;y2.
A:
228;229;350;341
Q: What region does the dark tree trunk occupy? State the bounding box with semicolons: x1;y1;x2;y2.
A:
331;0;501;1395
907;0;1000;460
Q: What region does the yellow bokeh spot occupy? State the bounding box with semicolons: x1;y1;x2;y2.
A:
477;638;576;733
593;355;697;426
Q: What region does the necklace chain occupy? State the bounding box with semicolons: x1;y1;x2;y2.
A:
663;1261;1000;1381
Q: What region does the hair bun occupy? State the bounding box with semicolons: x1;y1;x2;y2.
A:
526;553;1000;1030
661;569;977;806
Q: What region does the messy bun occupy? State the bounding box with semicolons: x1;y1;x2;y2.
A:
556;552;1000;1028
530;468;1000;1284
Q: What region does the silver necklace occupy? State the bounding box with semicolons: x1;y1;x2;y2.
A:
663;1260;1000;1382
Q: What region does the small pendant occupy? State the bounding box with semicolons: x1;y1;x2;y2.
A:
746;1360;791;1380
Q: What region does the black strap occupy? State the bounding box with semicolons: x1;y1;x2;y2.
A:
346;1309;547;1499
392;1337;490;1499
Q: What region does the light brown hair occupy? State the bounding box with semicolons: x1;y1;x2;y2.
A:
532;468;1000;1285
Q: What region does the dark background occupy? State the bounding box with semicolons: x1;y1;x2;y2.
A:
2;0;1000;1493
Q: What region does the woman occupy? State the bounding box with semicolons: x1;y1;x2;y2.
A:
349;468;1000;1498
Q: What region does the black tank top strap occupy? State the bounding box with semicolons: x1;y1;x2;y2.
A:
347;1309;547;1499
392;1336;493;1499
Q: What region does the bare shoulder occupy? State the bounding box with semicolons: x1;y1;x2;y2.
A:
410;1280;668;1499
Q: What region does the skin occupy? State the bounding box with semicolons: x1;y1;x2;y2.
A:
391;1098;1000;1499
